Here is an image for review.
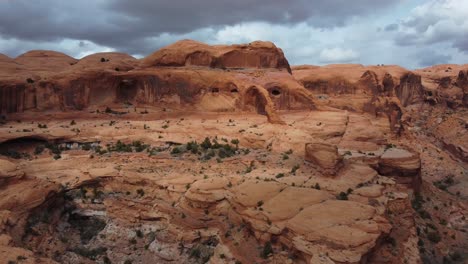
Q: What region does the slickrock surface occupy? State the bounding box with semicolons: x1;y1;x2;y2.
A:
0;40;466;264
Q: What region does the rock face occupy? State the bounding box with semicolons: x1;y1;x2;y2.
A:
141;39;292;73
305;143;343;175
378;147;421;189
0;40;466;264
396;73;424;107
457;70;468;106
0;159;23;183
0;40;316;124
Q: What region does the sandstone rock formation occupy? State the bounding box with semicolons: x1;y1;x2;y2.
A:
378;147;421;189
305;142;343;175
141;39;292;72
0;40;466;264
0;40;319;124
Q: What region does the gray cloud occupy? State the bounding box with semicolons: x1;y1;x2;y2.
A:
453;37;468;54
0;0;401;56
384;23;399;31
393;0;468;53
415;50;452;67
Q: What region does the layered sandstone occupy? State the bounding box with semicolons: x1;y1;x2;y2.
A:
305;142;343;175
0;40;466;264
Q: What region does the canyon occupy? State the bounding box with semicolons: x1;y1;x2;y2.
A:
0;40;466;264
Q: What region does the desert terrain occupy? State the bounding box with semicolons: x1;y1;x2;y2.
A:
0;40;467;264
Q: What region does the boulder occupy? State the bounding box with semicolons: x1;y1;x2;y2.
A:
305;143;343;175
378;147;421;190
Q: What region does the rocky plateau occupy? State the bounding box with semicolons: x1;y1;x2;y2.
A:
0;40;466;264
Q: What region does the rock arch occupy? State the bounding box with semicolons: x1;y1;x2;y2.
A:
243;85;284;124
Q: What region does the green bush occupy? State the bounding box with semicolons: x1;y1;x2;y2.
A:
291;165;300;174
171;146;182;155
336;192;348;200
201;137;212;149
186;141;199;154
260;241;273;259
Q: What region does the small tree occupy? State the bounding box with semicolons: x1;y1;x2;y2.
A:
201;137;212;149
231;139;239;149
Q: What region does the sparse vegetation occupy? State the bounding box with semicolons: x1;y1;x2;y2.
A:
291;164;300;174
260;241;273;259
275;173;285;178
71;247;107;260
34;145;45;155
336;192;348;200
433;176;455;191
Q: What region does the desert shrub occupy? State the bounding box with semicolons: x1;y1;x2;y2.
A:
71;247;107;260
411;193;424;210
1;149;22;159
68;215;106;243
260;241;273;259
110;140;133;152
202;149;215;160
433;176;455;191
171;146;183;155
81;143;92;151
34;145;45;155
103;256;112;264
132;141;149;152
275;173;285;179
291;164;300;174
186;141;199;154
70;120;76;126
231;139;239;148
201;137;212;149
336;192;348;200
427;231;441;243
105;107;113;113
245;161;254;173
189;244;214;263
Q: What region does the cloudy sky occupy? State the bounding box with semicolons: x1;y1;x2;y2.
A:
0;0;467;69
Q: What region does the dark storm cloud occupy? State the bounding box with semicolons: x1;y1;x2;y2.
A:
0;0;401;55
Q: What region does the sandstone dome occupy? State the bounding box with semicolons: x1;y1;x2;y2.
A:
14;50;77;73
141;39;292;73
